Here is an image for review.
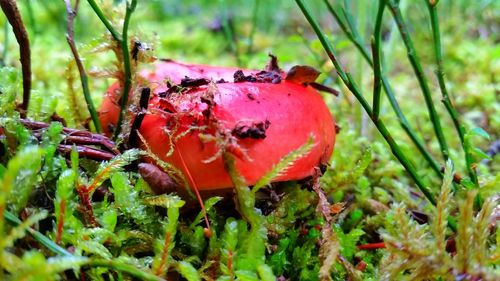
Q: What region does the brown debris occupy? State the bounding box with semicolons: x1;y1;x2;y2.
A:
233;54;283;84
231;120;270;139
58;144;115;161
129;87;151;148
180;77;210;88
233;70;256;83
233;69;281;84
17;119;119;161
265;53;281;73
138;163;180;194
310;82;339;96
285;65;321;85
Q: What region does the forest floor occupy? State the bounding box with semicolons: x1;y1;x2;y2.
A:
0;1;498;280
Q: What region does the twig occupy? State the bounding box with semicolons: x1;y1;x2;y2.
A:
296;0;437;206
323;0;442;178
114;0;137;139
58;145;115;161
86;0;137;139
371;0;384;120
64;0;102;133
425;0;478;186
128;87;150;148
0;0;31;115
358;242;386;250
21;119;117;151
386;0;450;161
16;119;118;160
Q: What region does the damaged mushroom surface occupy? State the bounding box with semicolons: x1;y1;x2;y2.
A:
99;57;336;190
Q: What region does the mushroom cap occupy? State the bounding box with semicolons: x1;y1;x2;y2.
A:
99;60;336;190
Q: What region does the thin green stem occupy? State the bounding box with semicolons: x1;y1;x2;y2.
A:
371;38;381;120
386;0;450;161
88;260;165;281
220;0;241;67
297;28;324;66
1;21;8;66
25;0;37;41
64;0;102;133
296;0;437;206
323;0;442;178
113;0;137;139
246;0;260;54
372;0;385;120
4;210;71;256
4;210;165;281
425;0;477;186
86;0;121;42
323;0;372;65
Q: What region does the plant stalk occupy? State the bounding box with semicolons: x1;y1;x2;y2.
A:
113;0;137;139
220;0;241;67
323;0;442;178
246;0;260;54
386;0;450;162
372;0;384;120
86;0;121;42
86;0;136;139
425;0;477;186
64;0;102;133
1;21;8;66
296;0;436;206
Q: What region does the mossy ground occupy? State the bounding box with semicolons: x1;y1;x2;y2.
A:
0;1;498;280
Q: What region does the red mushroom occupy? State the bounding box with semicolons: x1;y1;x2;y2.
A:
99;59;336;190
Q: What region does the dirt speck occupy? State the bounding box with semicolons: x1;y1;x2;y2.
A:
180;76;210;87
232;120;271;139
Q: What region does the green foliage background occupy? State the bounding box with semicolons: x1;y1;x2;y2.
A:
0;0;498;280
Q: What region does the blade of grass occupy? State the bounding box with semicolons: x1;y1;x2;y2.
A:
4;210;71;256
114;0;137;139
220;0;241;67
24;0;37;41
296;0;437;206
86;0;137;139
4;210;166;281
326;0;371;64
1;21;8;66
64;0;102;133
323;0;442;178
88;260;165;281
386;0;450;162
246;0;260;54
371;0;385;120
425;0;478;186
